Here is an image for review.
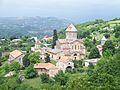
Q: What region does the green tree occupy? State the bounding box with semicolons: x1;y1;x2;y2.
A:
87;62;94;76
0;50;2;57
0;61;1;66
84;38;95;51
102;40;115;55
93;37;96;45
40;73;50;83
10;61;21;72
25;65;37;79
104;33;110;39
115;31;120;38
0;56;7;62
54;70;68;85
52;29;58;49
78;30;90;39
88;52;120;89
17;84;38;90
114;25;120;32
28;52;40;64
3;63;10;73
88;62;94;69
50;84;62;90
16;76;22;84
114;25;120;38
0;77;19;90
23;53;30;67
66;76;92;90
73;60;84;68
58;29;65;39
88;46;101;59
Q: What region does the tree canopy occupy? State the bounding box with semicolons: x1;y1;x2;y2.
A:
28;52;40;64
88;46;101;59
52;29;58;49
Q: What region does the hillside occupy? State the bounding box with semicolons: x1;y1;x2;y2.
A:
58;19;120;53
0;18;120;90
59;19;120;40
0;17;70;38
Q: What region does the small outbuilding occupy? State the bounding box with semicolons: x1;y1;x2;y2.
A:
8;50;24;65
34;63;59;77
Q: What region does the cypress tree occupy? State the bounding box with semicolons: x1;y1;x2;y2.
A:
52;29;58;49
93;37;96;45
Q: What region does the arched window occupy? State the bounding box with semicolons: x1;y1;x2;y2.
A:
75;45;76;50
66;66;72;69
59;57;61;59
72;46;73;50
74;53;77;56
52;55;53;58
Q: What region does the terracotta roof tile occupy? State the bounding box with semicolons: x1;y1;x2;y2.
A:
47;49;61;54
10;50;23;58
34;63;57;70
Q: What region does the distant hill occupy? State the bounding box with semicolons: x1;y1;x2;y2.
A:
0;17;71;38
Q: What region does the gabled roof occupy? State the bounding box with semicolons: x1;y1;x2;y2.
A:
44;35;49;38
10;50;23;58
47;49;61;54
58;39;68;44
66;24;77;32
34;63;57;70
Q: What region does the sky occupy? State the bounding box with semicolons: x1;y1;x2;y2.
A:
0;0;120;23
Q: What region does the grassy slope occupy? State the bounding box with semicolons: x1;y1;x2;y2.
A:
22;77;42;89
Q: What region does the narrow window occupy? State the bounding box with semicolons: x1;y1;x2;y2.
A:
75;45;76;50
72;46;73;50
78;45;79;50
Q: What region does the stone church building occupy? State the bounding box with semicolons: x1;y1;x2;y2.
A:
41;24;86;61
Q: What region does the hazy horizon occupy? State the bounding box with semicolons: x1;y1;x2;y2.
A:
0;0;120;23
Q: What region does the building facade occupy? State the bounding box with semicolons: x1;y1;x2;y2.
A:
8;50;25;65
34;63;59;77
47;24;86;61
56;57;74;71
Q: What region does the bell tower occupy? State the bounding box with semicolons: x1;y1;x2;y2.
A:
66;24;77;39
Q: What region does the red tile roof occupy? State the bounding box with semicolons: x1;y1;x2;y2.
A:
34;63;57;70
47;49;61;54
10;50;23;58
